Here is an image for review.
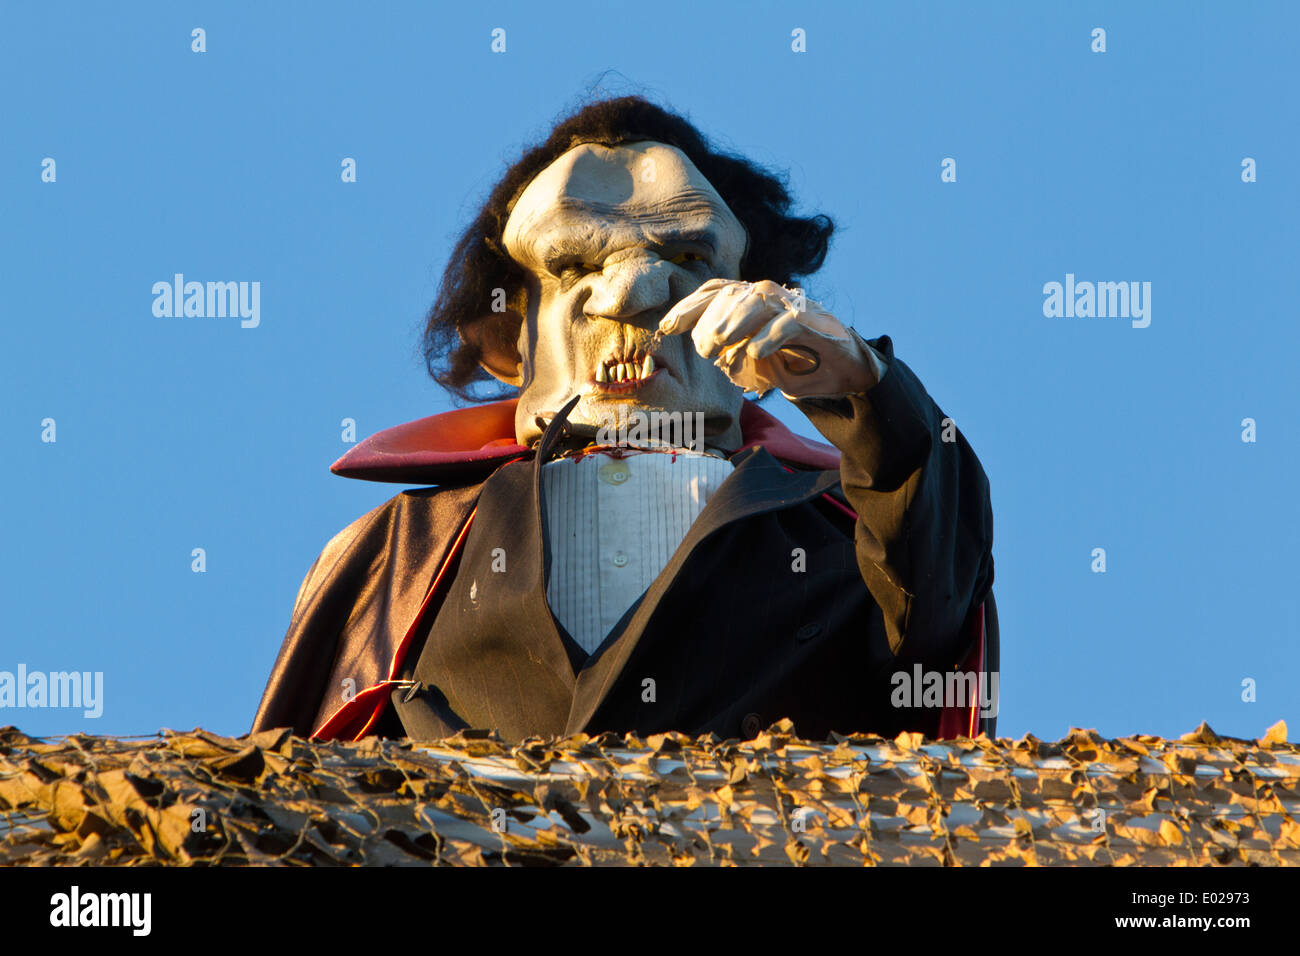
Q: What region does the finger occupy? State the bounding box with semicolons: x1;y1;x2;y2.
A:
660;287;724;335
692;276;736;295
660;277;743;332
744;311;806;359
691;286;774;359
691;284;762;359
716;340;780;395
708;286;776;347
714;338;752;377
750;278;792;302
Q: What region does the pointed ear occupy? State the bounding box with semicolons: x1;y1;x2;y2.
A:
461;313;524;386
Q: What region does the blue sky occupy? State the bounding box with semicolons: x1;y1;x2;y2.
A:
2;1;1296;742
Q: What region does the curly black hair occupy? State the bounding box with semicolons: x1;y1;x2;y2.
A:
423;95;835;401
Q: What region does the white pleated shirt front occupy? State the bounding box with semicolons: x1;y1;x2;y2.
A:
540;448;736;654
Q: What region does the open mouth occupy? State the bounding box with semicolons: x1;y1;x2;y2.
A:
591;348;666;391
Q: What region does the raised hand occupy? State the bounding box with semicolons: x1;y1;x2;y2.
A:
658;278;882;398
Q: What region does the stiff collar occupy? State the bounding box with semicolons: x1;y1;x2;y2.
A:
330;398;840;484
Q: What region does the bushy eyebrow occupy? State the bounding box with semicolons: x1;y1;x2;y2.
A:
644;227;719;253
527;212;724;271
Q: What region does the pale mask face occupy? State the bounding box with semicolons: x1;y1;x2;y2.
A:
495;141;749;450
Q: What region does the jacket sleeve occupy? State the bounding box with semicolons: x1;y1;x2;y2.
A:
790;331;994;667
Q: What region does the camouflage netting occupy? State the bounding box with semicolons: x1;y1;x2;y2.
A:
1;720;1296;866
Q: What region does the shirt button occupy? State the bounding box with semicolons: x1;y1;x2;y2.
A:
599;459;632;485
612;551;629;567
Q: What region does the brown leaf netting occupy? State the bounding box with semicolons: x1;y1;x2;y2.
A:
2;720;1295;866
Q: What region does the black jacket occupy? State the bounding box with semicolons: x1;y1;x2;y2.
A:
252;334;996;742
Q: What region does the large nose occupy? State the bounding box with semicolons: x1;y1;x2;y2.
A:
583;249;671;325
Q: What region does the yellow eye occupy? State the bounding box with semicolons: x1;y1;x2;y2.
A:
669;252;703;266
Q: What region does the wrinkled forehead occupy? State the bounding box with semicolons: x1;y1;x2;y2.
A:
502;141;747;268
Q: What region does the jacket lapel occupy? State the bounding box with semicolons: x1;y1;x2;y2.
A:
397;400;587;739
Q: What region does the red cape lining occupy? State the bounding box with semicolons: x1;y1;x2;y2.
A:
331;399;841;482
